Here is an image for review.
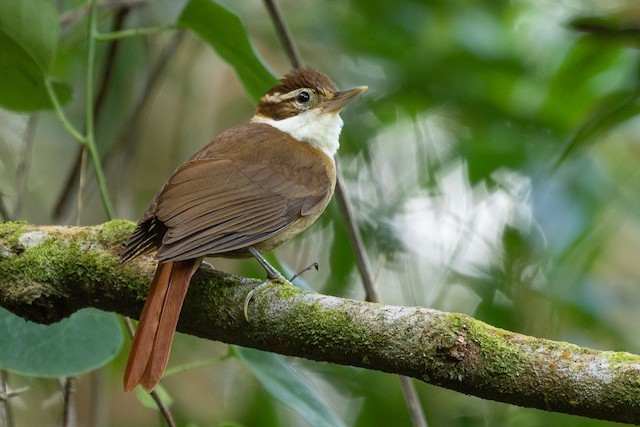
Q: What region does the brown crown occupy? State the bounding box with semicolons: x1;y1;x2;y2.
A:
256;68;339;120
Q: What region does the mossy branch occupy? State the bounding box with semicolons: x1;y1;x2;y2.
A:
0;221;639;424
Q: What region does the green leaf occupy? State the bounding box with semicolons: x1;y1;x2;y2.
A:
233;347;346;427
0;33;71;111
322;207;355;297
555;89;640;166
0;0;71;111
177;0;278;102
540;38;625;131
0;308;123;377
0;0;59;70
570;15;640;44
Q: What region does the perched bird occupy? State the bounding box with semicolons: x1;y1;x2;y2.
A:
120;67;366;392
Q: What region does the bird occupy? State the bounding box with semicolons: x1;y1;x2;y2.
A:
120;67;366;392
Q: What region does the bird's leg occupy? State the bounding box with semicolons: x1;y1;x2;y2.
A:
244;247;287;321
248;247;286;281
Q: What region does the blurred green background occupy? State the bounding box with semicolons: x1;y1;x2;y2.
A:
1;0;640;426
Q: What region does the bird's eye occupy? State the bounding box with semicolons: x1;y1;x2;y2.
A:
296;91;311;103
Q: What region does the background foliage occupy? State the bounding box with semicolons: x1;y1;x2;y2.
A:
1;0;640;426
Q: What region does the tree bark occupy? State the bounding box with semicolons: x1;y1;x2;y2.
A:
0;221;639;424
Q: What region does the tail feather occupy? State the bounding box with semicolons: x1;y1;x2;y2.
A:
140;259;197;390
123;259;199;392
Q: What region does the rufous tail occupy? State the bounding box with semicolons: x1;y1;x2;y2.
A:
124;258;199;392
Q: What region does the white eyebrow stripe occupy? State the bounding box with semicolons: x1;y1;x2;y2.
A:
261;89;311;104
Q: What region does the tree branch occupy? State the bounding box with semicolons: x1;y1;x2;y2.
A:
0;221;639;424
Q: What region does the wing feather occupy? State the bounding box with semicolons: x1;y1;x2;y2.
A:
123;123;336;263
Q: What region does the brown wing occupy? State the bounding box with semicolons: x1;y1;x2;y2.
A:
121;123;335;263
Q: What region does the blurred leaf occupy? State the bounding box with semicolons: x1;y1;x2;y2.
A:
233;346;346;427
555;89;640;166
474;298;517;331
322;208;356;297
551;212;613;297
540;38;626;131
570;15;640;43
0;0;71;111
0;308;123;377
0;0;59;70
177;0;278;102
0;33;71;111
240;385;281;426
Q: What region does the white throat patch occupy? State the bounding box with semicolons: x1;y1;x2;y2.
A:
251;109;344;157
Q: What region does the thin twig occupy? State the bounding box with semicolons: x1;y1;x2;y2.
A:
399;376;428;427
61;377;76;427
260;1;427;426
337;170;427;427
262;0;301;68
113;30;186;162
89;371;107;427
77;146;88;225
0;370;12;427
0;193;11;222
14;116;38;218
123;318;177;427
85;0;115;219
60;0;150;32
334;176;380;302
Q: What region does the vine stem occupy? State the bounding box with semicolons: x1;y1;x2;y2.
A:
86;0;115;220
44;0;115;220
44;78;86;143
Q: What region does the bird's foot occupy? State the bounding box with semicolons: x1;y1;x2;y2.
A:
244;247;289;322
243;280;273;322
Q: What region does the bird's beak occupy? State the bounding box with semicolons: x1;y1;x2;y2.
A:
323;86;368;113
